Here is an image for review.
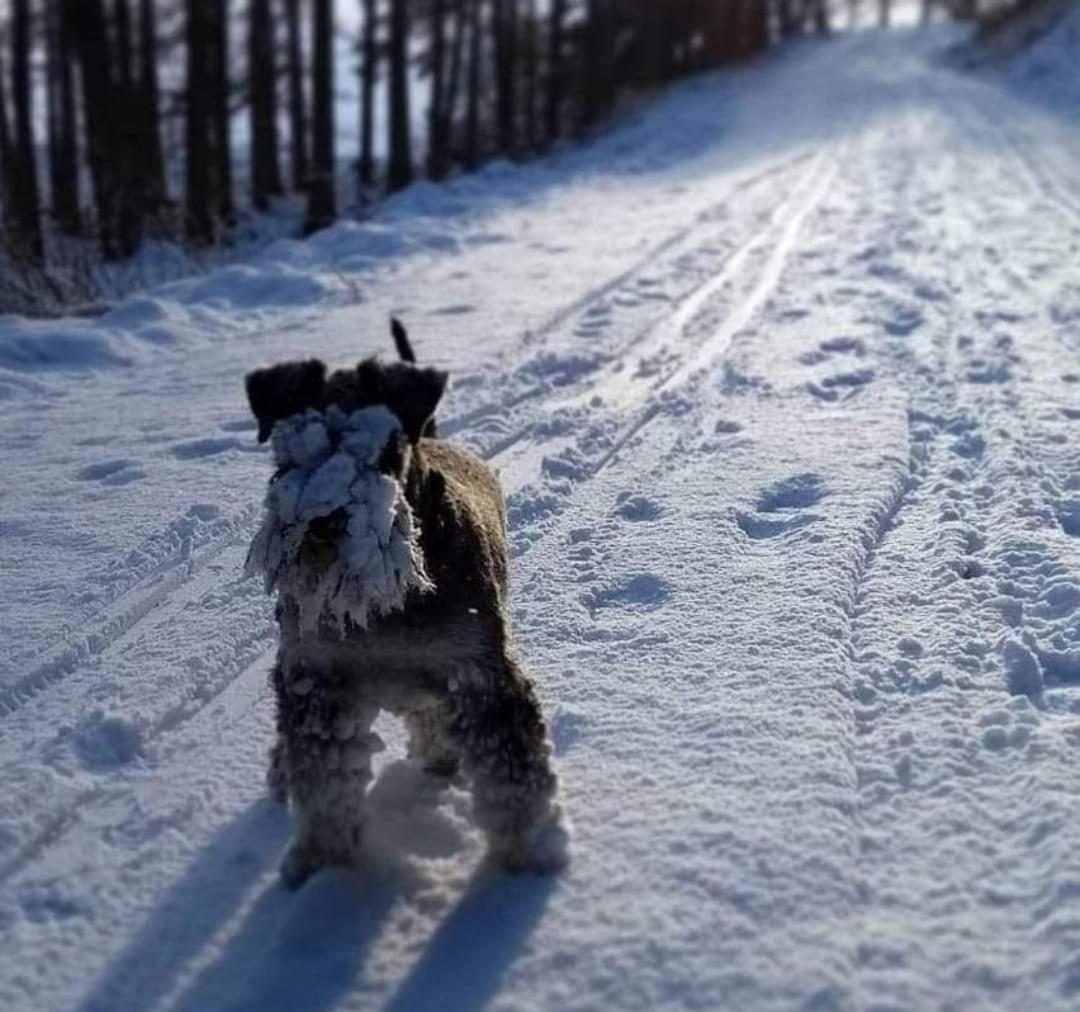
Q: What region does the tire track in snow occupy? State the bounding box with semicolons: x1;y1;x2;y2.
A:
493;146;842;485
835;85;1080;1006
0;505;260;720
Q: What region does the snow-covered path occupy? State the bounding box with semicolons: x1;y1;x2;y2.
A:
3;20;1080;1012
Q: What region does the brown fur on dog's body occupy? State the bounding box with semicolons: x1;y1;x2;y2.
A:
249;335;564;886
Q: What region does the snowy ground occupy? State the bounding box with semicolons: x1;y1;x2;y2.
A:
3;12;1080;1012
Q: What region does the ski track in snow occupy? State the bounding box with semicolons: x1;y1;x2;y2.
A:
3;18;1080;1012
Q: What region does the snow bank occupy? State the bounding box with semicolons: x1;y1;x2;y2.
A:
0;316;135;371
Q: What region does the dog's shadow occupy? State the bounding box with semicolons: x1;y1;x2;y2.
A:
382;870;557;1012
77;763;556;1012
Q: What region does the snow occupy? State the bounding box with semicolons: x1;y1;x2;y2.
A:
4;10;1080;1011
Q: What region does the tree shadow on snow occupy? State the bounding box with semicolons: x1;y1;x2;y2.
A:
383;870;557;1012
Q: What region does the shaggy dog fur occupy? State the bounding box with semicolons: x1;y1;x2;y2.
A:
244;328;566;887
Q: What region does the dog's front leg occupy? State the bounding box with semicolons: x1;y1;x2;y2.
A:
447;658;568;874
278;670;380;889
267;662;289;803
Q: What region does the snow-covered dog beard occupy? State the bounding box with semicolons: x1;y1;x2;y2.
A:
246;405;433;634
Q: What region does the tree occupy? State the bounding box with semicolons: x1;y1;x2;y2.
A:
305;0;336;230
493;0;518;153
113;0;135;92
137;0;167;213
46;0;81;236
464;0;483;167
545;0;565;143
427;0;450;179
211;0;234;227
386;0;413;191
250;0;284;209
523;0;538;149
285;0;308;190
185;0;216;242
359;0;378;189
10;0;43;261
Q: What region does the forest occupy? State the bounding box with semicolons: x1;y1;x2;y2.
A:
0;0;854;312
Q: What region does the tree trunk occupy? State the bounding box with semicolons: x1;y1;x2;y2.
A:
581;0;613;128
464;0;482;168
251;0;284;209
211;0;234;227
138;0;167;213
386;0;414;191
305;0;337;230
524;0;538;149
185;0;215;243
285;0;309;190
544;0;564;143
428;0;449;179
113;0;135;92
359;0;378;189
443;0;467;161
493;0;517;154
11;0;43;261
47;0;81;236
813;0;830;33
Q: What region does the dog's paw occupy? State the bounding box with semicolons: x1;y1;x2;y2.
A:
489;807;571;876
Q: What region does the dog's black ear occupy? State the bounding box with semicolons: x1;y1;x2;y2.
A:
386;364;448;443
245;359;326;443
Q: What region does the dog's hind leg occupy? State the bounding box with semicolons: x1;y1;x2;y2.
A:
277;666;381;888
446;656;568;874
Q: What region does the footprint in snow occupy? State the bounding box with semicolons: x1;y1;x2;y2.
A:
807;369;875;402
170;436;246;460
882;301;924;337
799;335;865;366
584;573;671;615
1058;502;1080;538
615;494;663;522
75;458;146;486
71;712;144;770
738;473;827;541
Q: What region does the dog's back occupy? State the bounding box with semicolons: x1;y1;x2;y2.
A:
411;438;510;605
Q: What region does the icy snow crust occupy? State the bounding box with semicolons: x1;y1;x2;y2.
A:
4;12;1080;1012
245;407;431;634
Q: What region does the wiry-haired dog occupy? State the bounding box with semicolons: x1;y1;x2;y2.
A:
244;324;567;886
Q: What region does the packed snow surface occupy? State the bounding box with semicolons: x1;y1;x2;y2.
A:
3;14;1080;1012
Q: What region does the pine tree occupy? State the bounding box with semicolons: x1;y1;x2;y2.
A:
305;0;337;230
386;0;413;191
138;0;167;213
11;0;43;261
545;0;565;143
285;0;309;190
46;0;81;236
359;0;378;189
251;0;284;209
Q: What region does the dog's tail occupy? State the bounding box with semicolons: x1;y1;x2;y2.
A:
391;317;416;363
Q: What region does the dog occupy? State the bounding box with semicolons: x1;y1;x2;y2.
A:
244;322;567;886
